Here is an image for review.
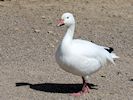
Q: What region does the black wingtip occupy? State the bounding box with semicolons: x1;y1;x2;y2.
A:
105;47;114;53
109;47;114;52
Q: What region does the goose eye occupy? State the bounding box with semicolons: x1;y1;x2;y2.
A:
67;17;69;19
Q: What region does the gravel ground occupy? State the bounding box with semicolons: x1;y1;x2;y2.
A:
0;0;133;100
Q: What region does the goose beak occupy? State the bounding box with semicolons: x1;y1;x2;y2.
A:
57;19;64;27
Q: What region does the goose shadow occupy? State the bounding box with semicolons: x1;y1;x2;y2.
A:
16;82;98;93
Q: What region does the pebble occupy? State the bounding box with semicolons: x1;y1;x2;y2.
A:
47;31;53;34
47;22;52;25
50;43;54;48
54;39;58;43
34;29;40;33
129;79;133;81
101;75;106;78
41;16;46;19
116;71;122;75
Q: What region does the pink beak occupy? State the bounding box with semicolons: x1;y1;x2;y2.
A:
57;19;64;26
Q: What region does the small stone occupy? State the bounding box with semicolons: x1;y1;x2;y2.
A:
101;75;106;78
116;71;122;75
47;31;53;34
41;16;46;19
47;22;52;25
109;92;115;95
50;43;54;48
34;29;40;33
129;79;133;81
55;39;58;43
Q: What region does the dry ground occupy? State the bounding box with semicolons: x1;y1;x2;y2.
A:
0;0;133;100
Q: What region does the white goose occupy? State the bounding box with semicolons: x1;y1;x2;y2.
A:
55;13;119;96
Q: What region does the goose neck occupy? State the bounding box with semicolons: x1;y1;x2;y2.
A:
64;24;75;42
61;24;75;54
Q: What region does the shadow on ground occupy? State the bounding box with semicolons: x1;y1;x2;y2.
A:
16;82;98;93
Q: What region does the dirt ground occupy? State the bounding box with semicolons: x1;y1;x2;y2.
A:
0;0;133;100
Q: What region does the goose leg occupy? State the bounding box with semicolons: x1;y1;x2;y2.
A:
70;77;90;96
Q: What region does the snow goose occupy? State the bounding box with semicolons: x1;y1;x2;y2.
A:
55;13;119;96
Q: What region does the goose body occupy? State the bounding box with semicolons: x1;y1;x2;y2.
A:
55;13;119;96
56;39;110;76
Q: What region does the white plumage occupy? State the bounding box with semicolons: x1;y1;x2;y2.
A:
55;13;119;96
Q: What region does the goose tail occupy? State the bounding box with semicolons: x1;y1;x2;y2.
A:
111;53;119;59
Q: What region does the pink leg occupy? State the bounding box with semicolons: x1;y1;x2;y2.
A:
70;77;90;96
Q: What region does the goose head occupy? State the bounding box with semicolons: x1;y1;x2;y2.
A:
57;13;75;27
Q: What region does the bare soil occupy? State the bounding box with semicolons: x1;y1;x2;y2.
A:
0;0;133;100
